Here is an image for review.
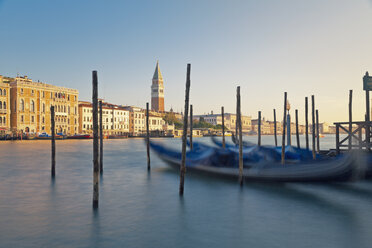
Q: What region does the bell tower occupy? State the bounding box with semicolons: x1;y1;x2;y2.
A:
151;61;164;112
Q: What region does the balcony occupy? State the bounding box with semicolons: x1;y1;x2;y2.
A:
0;109;7;114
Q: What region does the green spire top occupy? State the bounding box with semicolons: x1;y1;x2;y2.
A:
152;60;163;81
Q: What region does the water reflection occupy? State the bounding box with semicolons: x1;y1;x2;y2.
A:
0;138;372;248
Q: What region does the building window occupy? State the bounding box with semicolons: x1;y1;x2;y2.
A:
3;102;5;109
31;116;34;123
20;88;23;94
0;89;2;96
43;103;45;113
31;90;34;96
20;99;24;111
42;91;45;98
42;117;45;124
0;101;2;109
31;100;35;112
3;117;6;124
21;115;24;123
3;89;6;96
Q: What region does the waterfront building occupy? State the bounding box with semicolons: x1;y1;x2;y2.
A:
195;113;251;133
123;106;145;136
251;118;271;134
78;101;130;135
9;76;79;134
0;76;11;130
151;61;165;112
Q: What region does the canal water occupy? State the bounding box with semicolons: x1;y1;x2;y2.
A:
1;135;372;248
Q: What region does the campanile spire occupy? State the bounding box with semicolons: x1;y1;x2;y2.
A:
151;61;164;112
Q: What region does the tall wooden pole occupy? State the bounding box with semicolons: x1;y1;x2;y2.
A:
51;106;55;178
92;71;99;209
305;97;309;150
258;111;261;146
273;109;277;147
146;102;150;171
99;100;103;174
281;92;287;165
349;90;353;151
179;64;191;196
316;109;320;153
295;109;300;149
366;90;370;150
235;95;239;143
190;104;193;150
311;95;316;159
221;106;225;149
237;86;243;186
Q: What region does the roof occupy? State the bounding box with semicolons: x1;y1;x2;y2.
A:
152;60;163;81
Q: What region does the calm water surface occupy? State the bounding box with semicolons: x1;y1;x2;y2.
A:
1;135;372;248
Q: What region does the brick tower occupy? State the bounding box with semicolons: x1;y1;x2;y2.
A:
151;61;164;112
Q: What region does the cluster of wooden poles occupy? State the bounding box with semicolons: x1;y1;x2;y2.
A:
50;71;105;209
50;68;327;205
149;64;324;194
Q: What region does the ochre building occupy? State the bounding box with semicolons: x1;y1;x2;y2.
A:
9;76;79;134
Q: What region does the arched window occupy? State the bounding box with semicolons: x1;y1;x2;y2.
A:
3;102;6;109
3;117;5;124
3;89;5;96
64;106;66;113
0;101;2;109
0;117;2;124
31;100;35;112
42;103;45;113
20;99;24;111
0;89;2;96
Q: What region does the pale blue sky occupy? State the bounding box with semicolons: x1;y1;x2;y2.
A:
1;0;372;124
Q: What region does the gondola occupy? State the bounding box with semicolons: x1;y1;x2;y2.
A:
150;140;356;182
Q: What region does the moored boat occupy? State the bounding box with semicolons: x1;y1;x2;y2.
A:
150;140;357;182
67;134;91;139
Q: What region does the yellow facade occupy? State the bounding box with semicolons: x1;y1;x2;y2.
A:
9;76;79;135
0;76;11;130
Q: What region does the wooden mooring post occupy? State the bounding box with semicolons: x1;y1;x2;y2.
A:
364;72;371;150
295;109;300;149
221;106;225;149
273;109;277;147
92;71;99;209
51;106;56;178
349;90;353;151
316;109;320;153
258;111;261;146
305;97;309;150
190;104;193;150
99;100;103;174
146;102;150;171
311;95;316;159
179;64;191;196
237;86;243;186
281;92;287;165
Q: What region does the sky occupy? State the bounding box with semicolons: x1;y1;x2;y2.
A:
1;0;372;124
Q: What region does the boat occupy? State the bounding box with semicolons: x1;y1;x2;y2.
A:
36;132;64;140
150;140;356;182
67;134;91;139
